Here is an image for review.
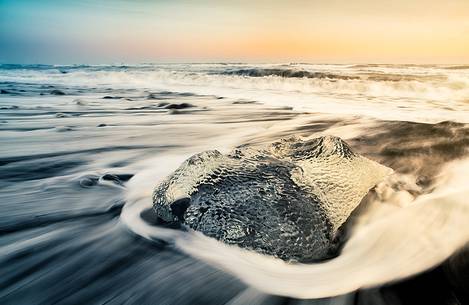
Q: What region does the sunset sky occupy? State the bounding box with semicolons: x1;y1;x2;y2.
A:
1;0;469;64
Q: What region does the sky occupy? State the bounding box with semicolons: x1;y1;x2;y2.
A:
1;0;469;64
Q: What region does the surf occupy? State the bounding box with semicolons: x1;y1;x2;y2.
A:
121;150;469;299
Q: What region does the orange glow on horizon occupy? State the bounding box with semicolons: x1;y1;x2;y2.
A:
2;0;469;63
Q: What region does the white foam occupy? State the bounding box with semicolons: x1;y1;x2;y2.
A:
2;64;469;123
121;157;469;299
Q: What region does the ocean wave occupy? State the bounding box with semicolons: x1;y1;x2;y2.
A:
1;64;468;123
349;63;439;69
219;68;360;80
360;72;447;82
219;67;452;83
442;65;469;70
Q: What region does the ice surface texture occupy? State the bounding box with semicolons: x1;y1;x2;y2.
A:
153;136;392;262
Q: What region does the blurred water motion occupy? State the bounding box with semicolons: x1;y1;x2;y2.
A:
1;64;468;304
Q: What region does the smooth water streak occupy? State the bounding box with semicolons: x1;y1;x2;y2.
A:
121;156;469;299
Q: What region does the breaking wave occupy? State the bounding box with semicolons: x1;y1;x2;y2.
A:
219;68;360;80
1;63;468;123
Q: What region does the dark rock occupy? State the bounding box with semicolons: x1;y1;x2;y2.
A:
232;100;257;105
50;89;66;95
101;173;123;185
115;173;134;182
0;105;19;110
97;123;107;127
164;103;194;110
100;173;133;185
177;92;195;97
79;175;99;188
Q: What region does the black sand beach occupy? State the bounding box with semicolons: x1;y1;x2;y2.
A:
1;64;468;304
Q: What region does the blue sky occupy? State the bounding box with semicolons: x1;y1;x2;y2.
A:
1;0;469;64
